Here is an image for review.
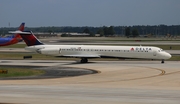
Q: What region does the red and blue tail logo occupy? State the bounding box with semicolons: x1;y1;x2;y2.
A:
14;22;25;39
0;23;25;47
19;23;25;31
19;31;44;46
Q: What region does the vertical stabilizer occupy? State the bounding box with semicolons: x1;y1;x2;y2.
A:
14;22;25;38
14;31;44;46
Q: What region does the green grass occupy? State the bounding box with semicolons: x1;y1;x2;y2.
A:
0;53;61;60
0;67;45;78
168;55;180;61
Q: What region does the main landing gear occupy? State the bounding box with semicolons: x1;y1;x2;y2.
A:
81;58;88;63
161;59;164;64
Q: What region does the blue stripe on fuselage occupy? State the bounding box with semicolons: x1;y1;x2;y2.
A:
0;38;12;44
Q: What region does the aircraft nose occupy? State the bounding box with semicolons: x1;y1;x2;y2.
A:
164;52;172;59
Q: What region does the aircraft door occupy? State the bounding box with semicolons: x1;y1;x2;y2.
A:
59;48;61;54
153;50;157;56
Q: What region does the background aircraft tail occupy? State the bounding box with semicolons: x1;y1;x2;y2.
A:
12;31;44;46
14;22;25;38
18;23;25;31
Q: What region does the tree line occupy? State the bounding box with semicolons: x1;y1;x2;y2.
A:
0;24;180;37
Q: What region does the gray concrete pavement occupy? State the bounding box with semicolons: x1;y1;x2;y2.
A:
0;85;180;104
0;60;180;104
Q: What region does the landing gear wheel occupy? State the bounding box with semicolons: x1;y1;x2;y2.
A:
81;58;88;63
161;59;164;64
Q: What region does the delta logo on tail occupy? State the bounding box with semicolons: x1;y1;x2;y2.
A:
9;30;44;46
19;31;44;46
0;23;25;46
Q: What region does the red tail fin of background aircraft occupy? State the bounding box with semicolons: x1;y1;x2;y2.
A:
14;23;25;38
0;23;25;46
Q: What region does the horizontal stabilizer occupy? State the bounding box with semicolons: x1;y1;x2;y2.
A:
9;31;31;34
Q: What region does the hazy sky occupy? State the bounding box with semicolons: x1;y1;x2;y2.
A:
1;0;180;27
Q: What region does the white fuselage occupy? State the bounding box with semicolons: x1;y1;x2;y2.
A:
25;45;171;60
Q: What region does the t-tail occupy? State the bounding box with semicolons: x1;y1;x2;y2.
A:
9;31;44;46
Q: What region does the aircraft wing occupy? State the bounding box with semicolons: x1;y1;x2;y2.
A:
62;54;100;58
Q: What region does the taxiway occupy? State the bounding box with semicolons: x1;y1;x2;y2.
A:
0;60;180;104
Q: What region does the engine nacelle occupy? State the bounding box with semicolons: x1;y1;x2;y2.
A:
36;48;61;55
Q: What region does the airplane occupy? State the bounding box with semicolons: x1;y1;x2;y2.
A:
0;23;25;46
10;30;171;63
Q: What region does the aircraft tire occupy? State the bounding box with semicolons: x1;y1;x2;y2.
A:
161;59;164;64
81;58;88;63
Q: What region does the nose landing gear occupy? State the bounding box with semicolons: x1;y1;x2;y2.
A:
161;59;164;64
